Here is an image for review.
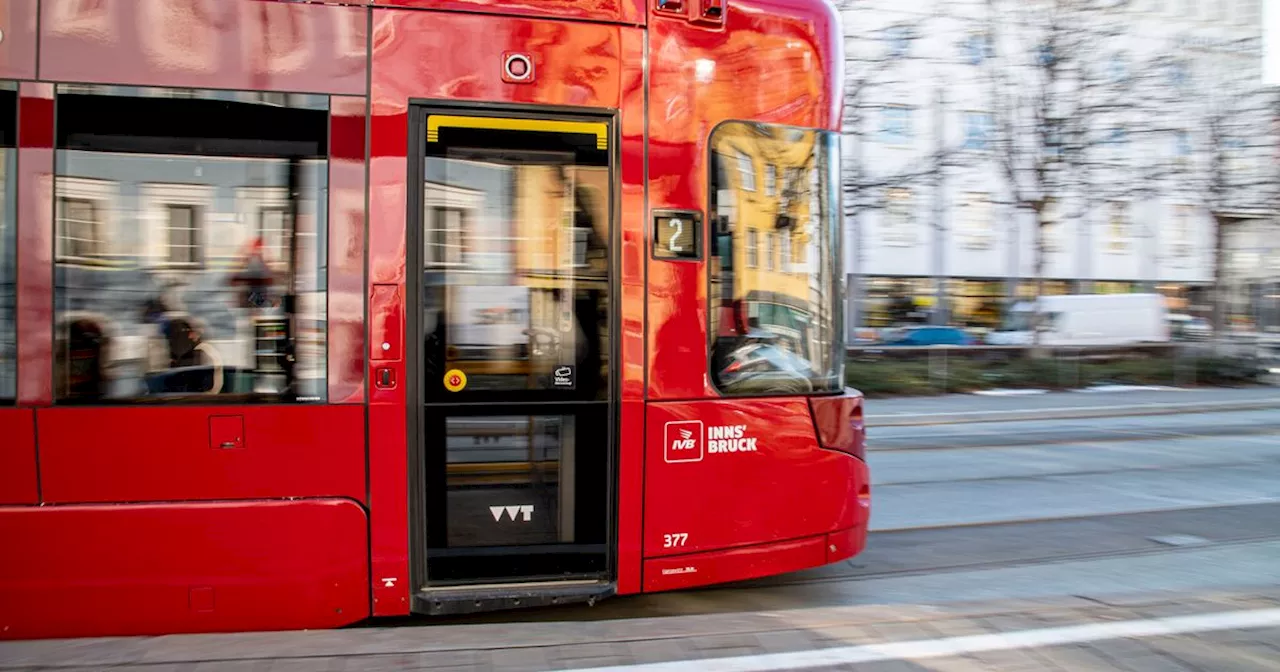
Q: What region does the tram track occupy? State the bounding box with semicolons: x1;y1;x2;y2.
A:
740;532;1280;591
869;421;1280;453
873;453;1280;488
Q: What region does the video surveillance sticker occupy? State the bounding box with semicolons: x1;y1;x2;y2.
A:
552;365;575;389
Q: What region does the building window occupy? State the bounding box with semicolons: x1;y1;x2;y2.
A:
884;25;911;58
571;226;589;267
427;206;467;267
1107;52;1130;85
1107;201;1130;252
57;197;101;260
709;121;842;396
764;164;777;197
1041;198;1062;253
884;187;914;246
879;105;914;145
746;228;758;268
963;32;993;65
1167;60;1190;90
165;204;200;266
961;192;994;248
258;206;291;267
54;85;330;404
1224;137;1251;175
1174;130;1192;164
1036;43;1055;67
735;149;756;192
1172;204;1194;260
962;112;994;151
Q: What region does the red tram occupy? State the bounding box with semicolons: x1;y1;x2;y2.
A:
0;0;868;639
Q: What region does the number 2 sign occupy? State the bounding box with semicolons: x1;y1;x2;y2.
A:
653;210;702;261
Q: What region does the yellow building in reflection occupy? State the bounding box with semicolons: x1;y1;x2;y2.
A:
711;125;821;354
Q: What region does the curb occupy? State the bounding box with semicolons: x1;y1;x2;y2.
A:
867;398;1280;428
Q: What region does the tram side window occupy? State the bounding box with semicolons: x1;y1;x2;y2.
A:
708;122;844;396
0;85;14;403
53;86;330;404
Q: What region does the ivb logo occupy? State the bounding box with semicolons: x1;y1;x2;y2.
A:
664;420;704;463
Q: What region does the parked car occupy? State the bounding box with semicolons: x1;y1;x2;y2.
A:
1168;314;1212;342
881;326;975;347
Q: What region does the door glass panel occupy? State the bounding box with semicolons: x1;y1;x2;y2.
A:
421;124;609;403
444;415;574;549
419;116;613;585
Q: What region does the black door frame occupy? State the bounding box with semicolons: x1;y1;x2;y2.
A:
405;100;622;593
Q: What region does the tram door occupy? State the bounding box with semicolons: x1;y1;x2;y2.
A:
410;108;614;586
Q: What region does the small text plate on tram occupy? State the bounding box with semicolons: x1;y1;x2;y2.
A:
653;209;702;260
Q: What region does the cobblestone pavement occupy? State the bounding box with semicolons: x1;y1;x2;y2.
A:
3;590;1279;671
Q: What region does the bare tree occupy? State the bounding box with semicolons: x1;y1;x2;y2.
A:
836;1;957;331
981;0;1142;347
1167;41;1279;335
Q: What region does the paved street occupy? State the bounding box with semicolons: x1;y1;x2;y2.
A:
4;394;1279;670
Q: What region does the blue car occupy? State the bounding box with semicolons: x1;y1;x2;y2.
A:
882;326;975;346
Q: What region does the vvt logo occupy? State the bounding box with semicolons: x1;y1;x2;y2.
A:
664;420;704;463
489;505;534;522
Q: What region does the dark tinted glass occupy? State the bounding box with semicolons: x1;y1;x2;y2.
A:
53;86;329;404
709;122;843;396
0;85;14;402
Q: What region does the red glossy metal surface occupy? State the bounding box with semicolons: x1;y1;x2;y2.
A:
827;523;866;564
643;534;826;593
370;0;644;26
809;389;866;460
643;398;865;560
367;24;409;609
370;284;403;361
15;81;51;407
329;96;369;404
0;408;36;504
0;0;37;80
370;10;623;109
645;0;842;400
39;0;367;95
615;26;646;596
38;405;365;503
0;499;369;639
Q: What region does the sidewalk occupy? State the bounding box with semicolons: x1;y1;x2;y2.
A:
866;386;1280;427
2;589;1277;671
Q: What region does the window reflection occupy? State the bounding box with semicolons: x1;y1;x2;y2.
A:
444;415;572;548
53;85;329;403
422;126;610;400
709;122;843;396
0;85;14;402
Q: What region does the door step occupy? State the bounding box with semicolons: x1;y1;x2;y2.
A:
412;580;615;616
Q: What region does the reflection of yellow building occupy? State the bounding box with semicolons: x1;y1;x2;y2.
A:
712;125;820;354
442;162;610;386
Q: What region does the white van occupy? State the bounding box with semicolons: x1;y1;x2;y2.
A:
987;294;1171;346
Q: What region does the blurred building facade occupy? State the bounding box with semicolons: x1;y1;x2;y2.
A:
839;0;1278;334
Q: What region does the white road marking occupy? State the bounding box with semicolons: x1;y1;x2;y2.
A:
570;608;1280;672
